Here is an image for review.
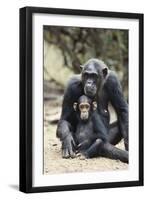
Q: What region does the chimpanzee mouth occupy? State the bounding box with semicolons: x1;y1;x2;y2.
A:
80;117;89;122
84;87;97;97
80;113;89;121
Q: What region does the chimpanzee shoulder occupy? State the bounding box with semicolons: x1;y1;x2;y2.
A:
65;75;83;101
104;70;122;91
103;70;128;112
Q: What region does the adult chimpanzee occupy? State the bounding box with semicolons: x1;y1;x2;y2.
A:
56;58;128;159
72;95;128;163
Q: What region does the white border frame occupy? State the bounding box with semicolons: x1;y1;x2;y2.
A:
32;13;139;187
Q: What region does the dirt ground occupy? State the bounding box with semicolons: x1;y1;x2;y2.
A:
43;99;128;175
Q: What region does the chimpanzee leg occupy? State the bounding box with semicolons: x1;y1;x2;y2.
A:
84;139;103;158
100;142;128;163
77;139;92;152
108;121;122;145
84;139;128;163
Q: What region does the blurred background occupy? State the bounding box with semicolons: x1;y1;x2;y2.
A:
44;26;128;100
43;26;128;174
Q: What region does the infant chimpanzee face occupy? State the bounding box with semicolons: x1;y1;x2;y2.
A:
73;95;97;121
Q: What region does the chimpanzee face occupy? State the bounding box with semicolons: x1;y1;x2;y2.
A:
82;71;99;98
73;95;97;121
81;59;108;98
78;101;90;120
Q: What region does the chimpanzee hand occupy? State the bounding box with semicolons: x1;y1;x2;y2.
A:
77;140;90;151
62;134;76;158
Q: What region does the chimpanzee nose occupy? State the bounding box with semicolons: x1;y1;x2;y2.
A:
87;82;92;87
83;110;87;113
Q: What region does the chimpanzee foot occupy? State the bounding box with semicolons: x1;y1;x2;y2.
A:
76;152;87;160
70;152;76;158
63;153;76;159
79;154;87;160
62;149;76;159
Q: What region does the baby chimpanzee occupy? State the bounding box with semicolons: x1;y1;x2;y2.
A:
73;95;98;151
73;95;128;163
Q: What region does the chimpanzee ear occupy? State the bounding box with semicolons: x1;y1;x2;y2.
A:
92;102;97;110
102;67;108;77
80;65;83;71
73;102;78;111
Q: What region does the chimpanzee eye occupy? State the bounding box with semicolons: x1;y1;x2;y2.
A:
85;105;90;109
79;104;84;110
91;73;98;79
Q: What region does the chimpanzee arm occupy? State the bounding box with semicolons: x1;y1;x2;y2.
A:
57;120;76;158
56;94;73;140
56;77;77;139
92;112;108;142
56;76;82;158
108;121;122;145
56;98;76;158
56;95;75;158
104;72;128;150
